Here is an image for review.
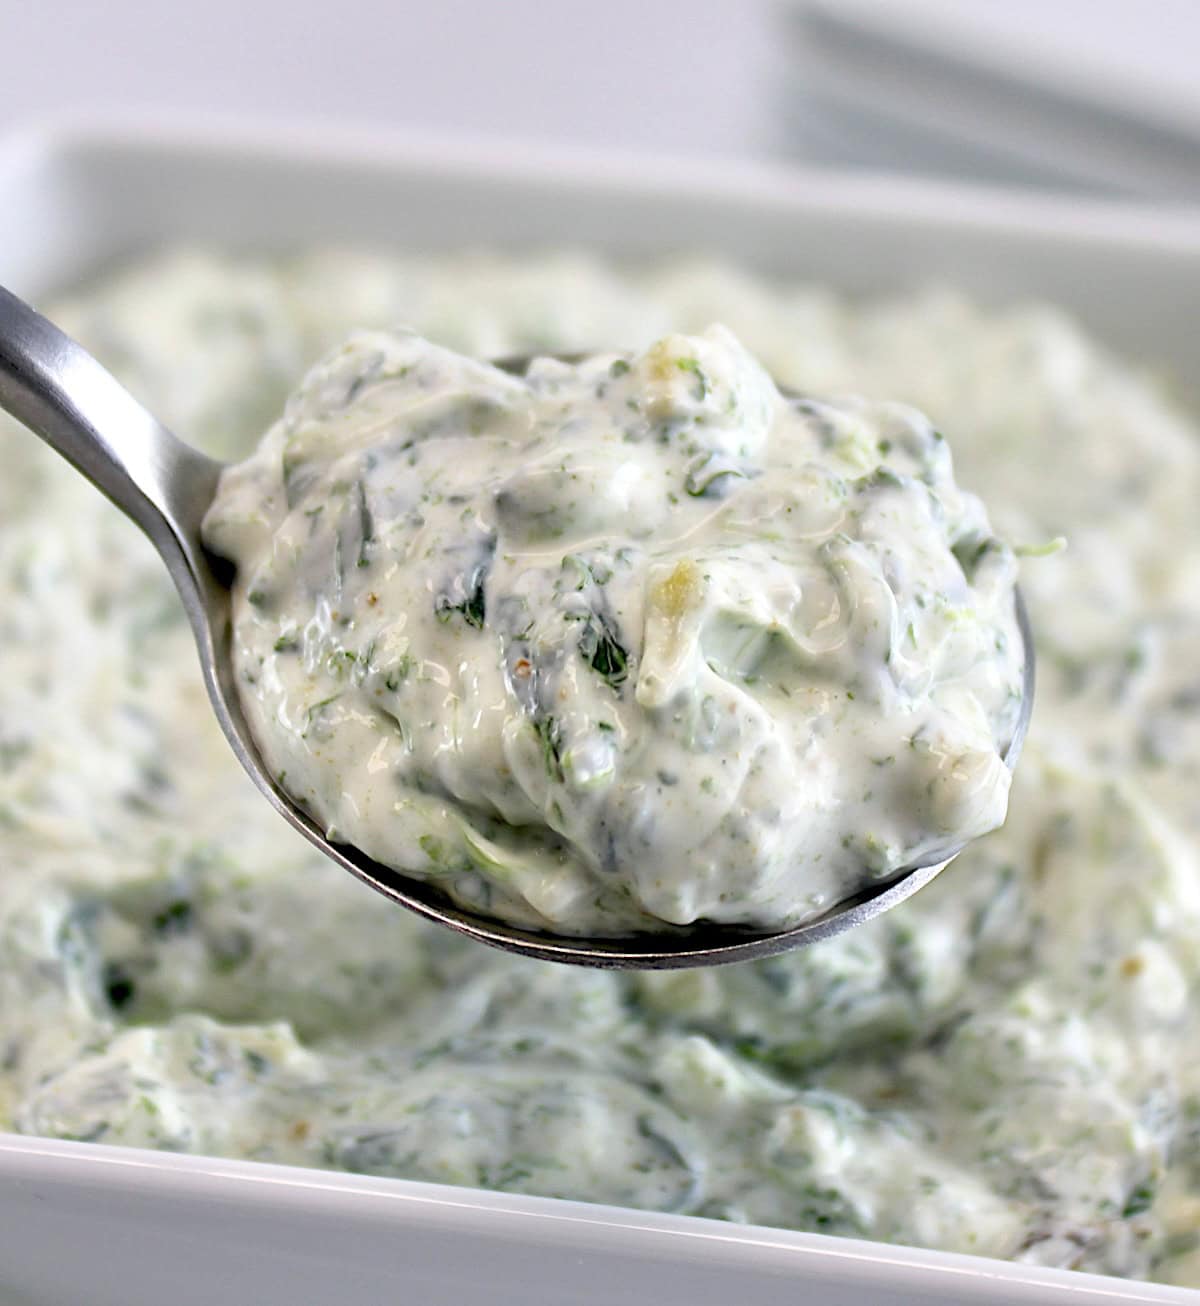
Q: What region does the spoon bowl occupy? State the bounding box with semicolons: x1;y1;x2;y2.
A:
0;285;1034;968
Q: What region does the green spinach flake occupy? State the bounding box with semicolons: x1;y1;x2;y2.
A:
435;558;491;630
675;356;709;401
535;715;565;782
579;614;629;689
356;479;374;569
1122;1182;1156;1218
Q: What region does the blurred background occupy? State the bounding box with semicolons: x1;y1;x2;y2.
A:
2;0;1200;198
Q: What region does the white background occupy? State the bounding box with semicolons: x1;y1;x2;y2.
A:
1;0;1197;164
1;1;776;155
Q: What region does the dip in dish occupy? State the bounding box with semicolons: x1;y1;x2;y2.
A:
201;325;1023;934
0;248;1197;1288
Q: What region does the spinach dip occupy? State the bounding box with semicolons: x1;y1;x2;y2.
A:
201;326;1023;933
1;248;1197;1288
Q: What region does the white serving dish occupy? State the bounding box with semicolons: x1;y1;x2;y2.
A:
781;0;1200;199
1;116;1199;1306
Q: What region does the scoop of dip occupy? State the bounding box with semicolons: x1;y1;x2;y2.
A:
202;324;1024;935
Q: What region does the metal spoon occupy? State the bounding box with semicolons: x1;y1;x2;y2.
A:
0;284;1034;969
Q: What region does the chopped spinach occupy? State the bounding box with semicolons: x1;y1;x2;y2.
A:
356;478;374;569
103;960;137;1012
151;899;193;937
535;714;565;782
437;573;487;629
302;695;342;739
953;534;997;580
579;613;629;689
675;356;710;401
860;466;905;492
435;536;495;630
1122;1181;1156;1218
684;452;748;498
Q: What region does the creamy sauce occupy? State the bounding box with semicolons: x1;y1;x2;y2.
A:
1;248;1198;1286
202;326;1022;933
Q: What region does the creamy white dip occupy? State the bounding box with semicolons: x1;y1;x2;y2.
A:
202;325;1022;933
0;248;1197;1287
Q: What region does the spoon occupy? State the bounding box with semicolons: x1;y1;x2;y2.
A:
0;284;1034;969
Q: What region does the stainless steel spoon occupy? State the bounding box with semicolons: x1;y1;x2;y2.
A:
0;284;1034;969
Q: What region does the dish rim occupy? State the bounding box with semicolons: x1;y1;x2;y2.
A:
0;112;1198;1302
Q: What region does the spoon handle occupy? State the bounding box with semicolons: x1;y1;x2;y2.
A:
0;283;223;610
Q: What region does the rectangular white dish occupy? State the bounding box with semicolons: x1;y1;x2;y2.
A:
781;0;1200;198
1;116;1199;1306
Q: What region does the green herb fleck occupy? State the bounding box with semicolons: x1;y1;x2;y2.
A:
684;452;748;498
302;695;341;738
1123;1182;1156;1218
436;558;490;629
862;466;904;491
579;614;629;689
535;715;565;782
952;534;997;579
103;961;137;1011
675;356;709;401
419;833;450;866
384;653;415;692
356;479;374;569
152;899;193;937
